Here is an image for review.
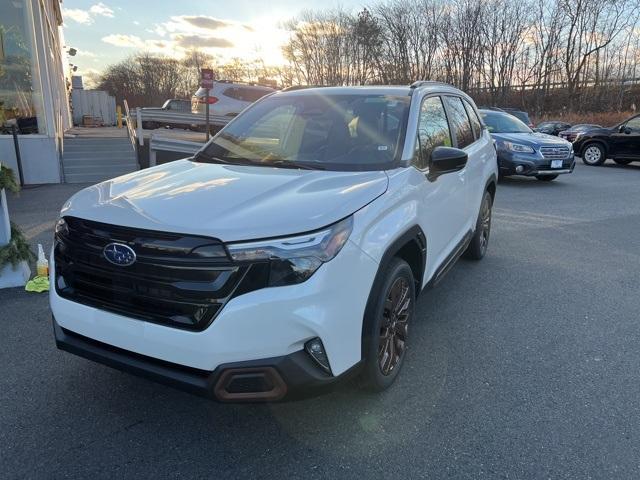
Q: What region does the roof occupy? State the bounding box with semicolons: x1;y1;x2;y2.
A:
276;83;463;97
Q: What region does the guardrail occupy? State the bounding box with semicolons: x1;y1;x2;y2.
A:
149;135;204;167
137;109;231;129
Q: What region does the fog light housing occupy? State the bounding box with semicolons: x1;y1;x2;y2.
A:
305;338;332;375
515;165;524;173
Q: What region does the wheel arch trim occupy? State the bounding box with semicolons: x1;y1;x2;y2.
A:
360;225;426;362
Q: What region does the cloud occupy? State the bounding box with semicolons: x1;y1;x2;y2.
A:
63;2;114;24
75;49;97;58
172;33;234;49
102;34;145;48
89;3;114;18
180;16;232;30
62;8;92;24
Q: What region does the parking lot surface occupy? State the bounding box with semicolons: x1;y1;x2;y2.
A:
1;161;640;479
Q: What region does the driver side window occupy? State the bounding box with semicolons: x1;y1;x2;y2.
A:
625;116;640;131
414;96;452;170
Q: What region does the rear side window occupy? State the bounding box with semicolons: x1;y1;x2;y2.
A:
462;99;482;139
223;87;271;103
415;96;452;169
240;88;271;102
444;96;474;148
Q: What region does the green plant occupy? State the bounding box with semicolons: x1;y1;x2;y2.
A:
0;164;19;193
0;222;35;268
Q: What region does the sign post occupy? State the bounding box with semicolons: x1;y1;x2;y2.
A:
201;69;214;141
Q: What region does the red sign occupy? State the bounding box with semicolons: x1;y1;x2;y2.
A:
200;69;214;89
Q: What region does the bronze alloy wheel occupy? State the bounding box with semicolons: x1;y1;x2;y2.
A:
479;195;492;255
378;277;411;375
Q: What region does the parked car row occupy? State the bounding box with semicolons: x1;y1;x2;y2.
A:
481;109;574;181
485;106;640;168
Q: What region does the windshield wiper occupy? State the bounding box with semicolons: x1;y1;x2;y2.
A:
265;160;324;170
193;152;324;170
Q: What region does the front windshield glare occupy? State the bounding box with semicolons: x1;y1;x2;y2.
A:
199;93;410;171
481;112;532;134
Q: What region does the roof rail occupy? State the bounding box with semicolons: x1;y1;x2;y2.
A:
410;80;453;89
281;85;326;92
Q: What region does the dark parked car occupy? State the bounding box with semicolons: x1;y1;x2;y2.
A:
558;124;602;142
481;106;534;128
571;114;640;166
480;109;575;181
535;121;572;136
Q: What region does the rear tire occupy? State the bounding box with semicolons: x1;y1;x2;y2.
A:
613;159;633;165
536;175;558;181
361;258;415;392
464;191;493;260
582;143;606;166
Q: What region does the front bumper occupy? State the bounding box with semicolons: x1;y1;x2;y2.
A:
53;316;360;401
498;151;575;177
50;239;379;393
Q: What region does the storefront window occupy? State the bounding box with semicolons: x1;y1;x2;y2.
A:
0;0;46;135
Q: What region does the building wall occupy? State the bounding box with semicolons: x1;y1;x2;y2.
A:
0;0;69;184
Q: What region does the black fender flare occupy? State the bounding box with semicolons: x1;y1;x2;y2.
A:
360;225;426;361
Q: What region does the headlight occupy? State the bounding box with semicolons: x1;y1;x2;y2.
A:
54;217;68;237
502;141;535;153
227;216;353;287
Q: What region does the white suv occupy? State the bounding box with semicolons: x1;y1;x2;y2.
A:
51;82;497;401
191;82;275;117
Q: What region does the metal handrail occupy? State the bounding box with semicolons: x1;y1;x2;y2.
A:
123;99;137;152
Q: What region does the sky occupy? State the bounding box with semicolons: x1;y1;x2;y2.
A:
61;0;364;84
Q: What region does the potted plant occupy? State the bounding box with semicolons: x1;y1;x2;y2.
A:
0;164;33;288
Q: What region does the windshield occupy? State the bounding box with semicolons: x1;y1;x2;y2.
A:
481;111;532;134
198;93;410;171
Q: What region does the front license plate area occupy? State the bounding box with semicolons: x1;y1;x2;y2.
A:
551;159;563;169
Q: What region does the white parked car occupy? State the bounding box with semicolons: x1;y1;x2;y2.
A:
51;82;497;401
191;81;275;117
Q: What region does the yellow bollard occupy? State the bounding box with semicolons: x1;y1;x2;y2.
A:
116;105;122;128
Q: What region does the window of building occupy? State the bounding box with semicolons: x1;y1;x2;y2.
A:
0;0;46;135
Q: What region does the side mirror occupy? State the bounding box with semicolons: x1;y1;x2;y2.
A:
619;125;631;134
429;146;468;180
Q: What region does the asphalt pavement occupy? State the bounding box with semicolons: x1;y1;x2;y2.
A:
1;160;640;479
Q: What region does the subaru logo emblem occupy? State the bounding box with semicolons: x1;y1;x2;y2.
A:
103;243;136;266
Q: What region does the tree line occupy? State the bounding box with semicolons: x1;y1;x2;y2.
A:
96;0;640;115
284;0;640;114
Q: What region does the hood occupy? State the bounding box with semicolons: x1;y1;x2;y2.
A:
61;159;388;242
491;131;572;147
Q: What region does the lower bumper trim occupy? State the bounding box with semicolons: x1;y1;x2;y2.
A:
53;316;360;402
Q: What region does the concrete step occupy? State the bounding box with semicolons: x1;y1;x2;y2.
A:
63;153;137;162
64;146;135;154
63;164;138;174
62;158;137;168
64;141;133;149
64;172;135;184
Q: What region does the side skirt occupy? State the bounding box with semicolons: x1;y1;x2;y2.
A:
424;230;473;289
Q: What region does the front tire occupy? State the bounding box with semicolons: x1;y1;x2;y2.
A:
536;175;558;181
582;143;606;166
464;191;493;260
361;258;415;392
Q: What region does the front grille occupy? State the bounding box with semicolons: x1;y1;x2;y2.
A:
540;145;571;159
54;216;251;331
